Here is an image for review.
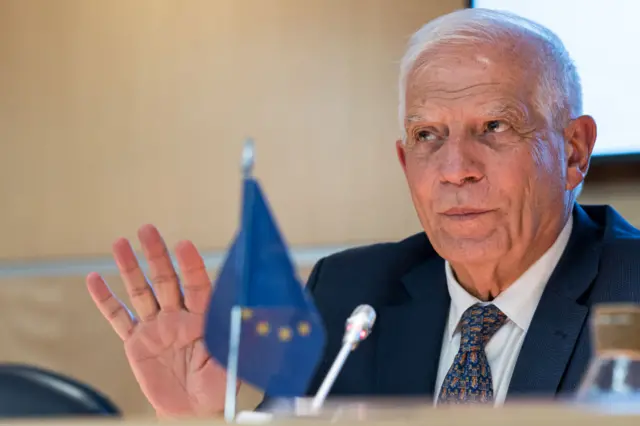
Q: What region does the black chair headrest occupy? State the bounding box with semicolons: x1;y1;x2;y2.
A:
0;363;120;418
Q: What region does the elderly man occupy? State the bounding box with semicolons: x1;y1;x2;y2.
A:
88;7;640;416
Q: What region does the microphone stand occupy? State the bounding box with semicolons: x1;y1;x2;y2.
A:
235;305;376;423
309;305;376;413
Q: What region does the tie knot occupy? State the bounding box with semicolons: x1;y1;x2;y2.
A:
459;304;507;352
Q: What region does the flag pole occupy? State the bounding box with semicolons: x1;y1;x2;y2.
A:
224;138;256;422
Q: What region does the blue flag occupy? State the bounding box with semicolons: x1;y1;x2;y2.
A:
204;177;326;397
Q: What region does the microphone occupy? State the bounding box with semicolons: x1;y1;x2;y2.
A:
310;304;377;413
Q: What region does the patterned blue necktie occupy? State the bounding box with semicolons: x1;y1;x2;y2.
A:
437;303;507;404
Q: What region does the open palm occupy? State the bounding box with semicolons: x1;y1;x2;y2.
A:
87;225;236;418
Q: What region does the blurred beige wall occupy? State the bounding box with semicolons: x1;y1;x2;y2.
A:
580;180;639;224
0;0;639;419
0;0;460;260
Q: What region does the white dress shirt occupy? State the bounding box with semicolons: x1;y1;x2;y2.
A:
434;216;574;405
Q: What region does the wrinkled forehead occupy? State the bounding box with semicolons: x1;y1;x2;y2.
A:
405;44;538;116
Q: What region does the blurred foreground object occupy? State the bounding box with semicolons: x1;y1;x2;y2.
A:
204;140;326;421
576;304;640;413
0;363;119;418
242;396;637;424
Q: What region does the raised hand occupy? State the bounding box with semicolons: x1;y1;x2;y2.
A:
87;224;236;418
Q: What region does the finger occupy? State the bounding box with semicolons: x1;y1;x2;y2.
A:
138;224;183;312
113;237;159;321
86;272;135;340
175;240;212;314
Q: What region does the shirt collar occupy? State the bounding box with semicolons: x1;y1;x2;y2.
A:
444;215;574;339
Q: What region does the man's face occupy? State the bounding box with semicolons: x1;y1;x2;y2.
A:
397;44;586;266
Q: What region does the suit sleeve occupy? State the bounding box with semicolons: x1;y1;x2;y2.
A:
254;257;326;412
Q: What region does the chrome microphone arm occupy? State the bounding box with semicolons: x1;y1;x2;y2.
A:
310;305;377;413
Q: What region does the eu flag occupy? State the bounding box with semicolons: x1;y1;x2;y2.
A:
204;175;326;398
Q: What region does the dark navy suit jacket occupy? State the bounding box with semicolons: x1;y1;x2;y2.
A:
280;203;640;403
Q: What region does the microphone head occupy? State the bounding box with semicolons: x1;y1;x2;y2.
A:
344;304;377;345
349;304;376;328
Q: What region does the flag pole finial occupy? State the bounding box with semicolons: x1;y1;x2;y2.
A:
242;138;255;177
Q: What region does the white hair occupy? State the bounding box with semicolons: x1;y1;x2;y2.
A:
398;8;583;140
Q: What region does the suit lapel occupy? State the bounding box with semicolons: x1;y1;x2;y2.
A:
375;256;450;395
507;205;603;399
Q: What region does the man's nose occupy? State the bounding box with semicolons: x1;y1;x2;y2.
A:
437;136;484;186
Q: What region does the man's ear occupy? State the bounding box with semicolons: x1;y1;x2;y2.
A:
396;139;408;173
564;115;597;191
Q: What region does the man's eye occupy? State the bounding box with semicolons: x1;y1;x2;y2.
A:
484;120;510;133
415;129;437;142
